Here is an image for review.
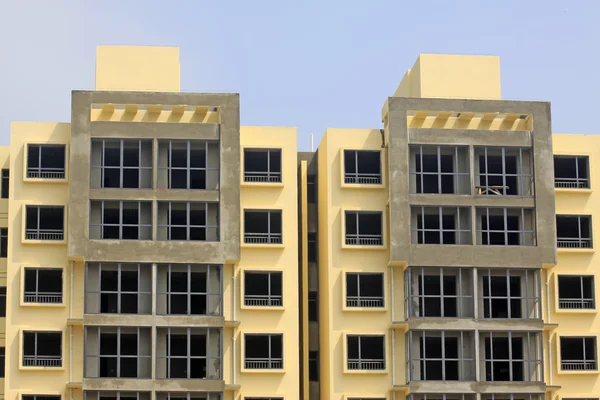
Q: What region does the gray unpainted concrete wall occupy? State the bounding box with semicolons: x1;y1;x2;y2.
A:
69;91;241;264
383;97;557;269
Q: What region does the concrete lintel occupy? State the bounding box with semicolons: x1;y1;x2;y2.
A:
89;189;220;203
91;121;219;141
388;96;550;115
408;381;546;394
407;318;543;332
82;378;225;392
77;90;239;108
84;314;224;327
408;194;535;209
409;128;532;147
477;381;546;394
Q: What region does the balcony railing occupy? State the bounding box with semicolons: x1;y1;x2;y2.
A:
244;233;282;244
25;229;64;241
344;173;382;185
557;238;592;249
346;296;384;308
244;295;283;307
244;171;282;183
27;168;65;179
345;234;383;246
347;358;385;370
245;358;283;369
555;178;590;189
561;360;597;371
23;355;62;367
24;292;62;304
559;298;595;310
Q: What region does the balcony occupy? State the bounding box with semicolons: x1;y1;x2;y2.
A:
157;202;219;241
157;264;222;315
89;201;152;240
158;139;219;190
479;269;541;319
474;146;534;196
476;207;535;246
480;331;543;382
409;145;469;194
91;139;153;189
411;206;471;245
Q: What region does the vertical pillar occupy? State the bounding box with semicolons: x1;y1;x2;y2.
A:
474;329;480;382
152;263;157;316
472;268;479;319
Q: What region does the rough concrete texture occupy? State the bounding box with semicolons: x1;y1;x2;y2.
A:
407;317;543;331
407;381;545;394
384;97;557;269
82;378;224;392
84;314;224;328
69;90;240;264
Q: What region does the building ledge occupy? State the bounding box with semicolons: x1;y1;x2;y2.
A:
225;320;241;328
555;188;592;195
390;385;410;393
545;385;561;392
67;318;84;327
389;321;409;332
67;382;83;390
224;384;241;392
544;323;559;331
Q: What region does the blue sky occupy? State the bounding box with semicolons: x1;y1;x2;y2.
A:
0;0;598;150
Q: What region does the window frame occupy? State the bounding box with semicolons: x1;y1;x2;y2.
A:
556;214;593;249
157;201;220;242
158;139;220;190
344;272;385;309
475;146;534;196
344;210;384;246
0;228;7;258
479;268;542;320
85;263;153;315
1;169;8;198
557;275;596;310
243;270;283;308
243;148;283;183
84;326;152;378
409;144;470;195
84;391;153;400
559;336;598;372
554;155;591;189
476;207;536;246
481;331;543;382
0;287;5;317
89;200;152;241
22;267;64;305
243;333;284;370
21;330;63;368
26;143;67;180
411;206;472;245
24;205;65;241
345;333;386;372
90;138;153;189
343;149;383;185
243;209;283;245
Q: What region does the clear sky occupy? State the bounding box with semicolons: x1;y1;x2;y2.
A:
0;0;598;150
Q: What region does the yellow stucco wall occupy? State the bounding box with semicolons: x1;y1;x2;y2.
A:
394;53;501;100
95;45;181;92
550;133;600;398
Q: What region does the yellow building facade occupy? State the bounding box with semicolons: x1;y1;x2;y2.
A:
0;46;598;400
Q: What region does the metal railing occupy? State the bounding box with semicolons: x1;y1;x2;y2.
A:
557;238;592;248
561;360;597;371
346;296;384;308
23;355;62;367
244;233;283;244
559;298;595;309
24;292;62;304
245;358;283;369
244;171;282;183
345;234;383;246
27;168;65;179
347;359;385;370
244;295;283;307
555;178;590;189
344;173;382;185
25;229;64;241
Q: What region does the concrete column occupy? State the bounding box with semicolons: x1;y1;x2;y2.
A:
474;329;480;382
151;326;156;380
472;268;479;319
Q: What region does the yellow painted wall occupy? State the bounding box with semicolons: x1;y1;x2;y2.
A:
232;126;300;399
550;133;600;398
95;46;181;92
4;123;78;400
317;128;394;400
394;54;501;100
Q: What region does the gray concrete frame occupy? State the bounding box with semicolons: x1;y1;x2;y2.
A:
383;97;557;268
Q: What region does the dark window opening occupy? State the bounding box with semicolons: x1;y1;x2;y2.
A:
556;215;592;249
347;335;385;370
244;271;282;307
476;147;533;196
308;291;318;322
90;201;152;241
413;206;471;245
344;150;381;184
482;276;522;318
416;154;455;194
27;144;66;179
24;268;62;304
345;211;383;246
244;149;282;183
157;328;220;379
558;275;595;309
0;287;5;317
158;202;219;242
478;207;535;246
22;396;61;400
419;336;460;380
0;228;6;258
91;139;152;189
0;347;4;377
308;233;317;262
307;175;316;203
346;273;384;308
484;336;524;381
158;139;219;190
1;169;8;198
244;334;283;369
554;156;590;189
23;331;62;367
25;206;64;241
244;210;282;244
309;351;318;381
560;337;597;371
417;275;457;317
